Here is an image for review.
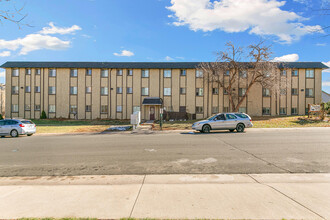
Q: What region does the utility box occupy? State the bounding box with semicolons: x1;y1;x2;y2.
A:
131;111;141;129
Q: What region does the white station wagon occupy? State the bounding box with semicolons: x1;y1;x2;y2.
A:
192;113;253;133
0;119;36;137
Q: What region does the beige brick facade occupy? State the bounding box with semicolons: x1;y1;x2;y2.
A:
2;62;325;120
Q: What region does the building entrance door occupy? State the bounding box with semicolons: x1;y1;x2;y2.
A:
150;106;155;120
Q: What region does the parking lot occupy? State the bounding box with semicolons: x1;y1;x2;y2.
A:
0;127;330;176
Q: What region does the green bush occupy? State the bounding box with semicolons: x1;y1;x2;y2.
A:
40;110;47;119
0;114;3;120
325;102;330;114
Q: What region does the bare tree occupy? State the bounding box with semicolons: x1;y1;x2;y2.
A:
199;41;288;112
0;0;29;28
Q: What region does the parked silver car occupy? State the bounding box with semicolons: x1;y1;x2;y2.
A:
0;119;36;137
192;113;253;133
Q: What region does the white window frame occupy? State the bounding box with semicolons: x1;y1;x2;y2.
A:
101;87;108;95
116;87;123;94
101;69;109;78
127;87;133;94
49;86;56;95
164;88;171;96
12;69;19;77
70;69;78;77
117;105;123;113
142;69;149;78
196;70;203;78
164;70;172;78
12;104;19;112
142;87;149;96
49;69;56;77
70;86;78;95
86;86;92;94
49;105;56;113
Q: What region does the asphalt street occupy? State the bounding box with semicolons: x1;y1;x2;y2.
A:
0;128;329;176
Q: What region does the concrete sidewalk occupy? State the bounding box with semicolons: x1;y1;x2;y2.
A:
0;174;329;219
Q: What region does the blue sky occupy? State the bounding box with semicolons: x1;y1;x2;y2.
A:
0;0;329;92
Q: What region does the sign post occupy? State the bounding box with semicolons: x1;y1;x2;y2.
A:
160;108;163;131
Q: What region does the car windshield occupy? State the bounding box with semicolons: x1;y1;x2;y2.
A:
21;120;33;124
207;114;218;120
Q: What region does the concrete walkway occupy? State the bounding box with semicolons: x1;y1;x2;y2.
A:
0;173;329;219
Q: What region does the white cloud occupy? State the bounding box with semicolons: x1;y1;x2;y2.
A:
0;51;11;57
167;0;323;43
113;50;134;57
316;43;327;46
39;22;82;35
0;34;70;55
0;70;5;78
273;53;299;62
165;56;174;61
323;61;330;73
323;81;330;86
0;22;80;56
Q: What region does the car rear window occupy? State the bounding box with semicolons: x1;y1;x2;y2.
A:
235;113;249;118
21;120;34;124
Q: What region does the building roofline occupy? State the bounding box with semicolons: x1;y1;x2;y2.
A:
0;61;329;69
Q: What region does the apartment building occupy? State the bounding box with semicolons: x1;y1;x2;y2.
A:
0;83;5;115
1;61;327;120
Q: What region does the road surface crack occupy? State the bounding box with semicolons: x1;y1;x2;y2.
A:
129;174;146;217
247;174;326;220
219;139;292;173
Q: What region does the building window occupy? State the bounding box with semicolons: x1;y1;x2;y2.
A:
292;70;298;76
142;69;149;78
196;88;203;96
142;87;149;96
280;108;286;115
164;88;171;96
70;69;78;77
164;70;172;78
306;69;314;78
212;106;219;114
70;105;77;114
196;106;203;114
180;87;186;94
101;105;108;114
280;69;287;76
35;69;41;75
12;69;19;77
223;107;229;112
35;105;41;111
133;106;140;113
239;107;247;113
12;104;19;113
280;89;287;95
117;105;122;113
116;69;123;76
212;88;219;95
238;88;246;97
127;69;133;76
239;70;247;78
101;69;108;78
180;69;186;76
224;70;230;76
262;107;270;115
101;87;108;95
70;86;77;95
49;69;56;77
306;88;314;97
127;87;133;94
117;87;123;94
86;69;92;76
12;86;19;95
26;68;31;75
224;88;228;95
35;86;40;93
25;104;31;111
49;105;56;113
291;108;298;115
262;88;270;97
291;88;298;95
86;86;92;94
86;105;91;112
196;70;203;78
25;86;31;93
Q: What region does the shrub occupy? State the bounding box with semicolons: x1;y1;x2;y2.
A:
40;110;47;119
0;114;3;120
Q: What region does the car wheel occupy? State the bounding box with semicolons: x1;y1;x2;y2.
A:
10;130;19;138
236;123;245;132
229;129;235;132
27;134;33;136
202;125;211;133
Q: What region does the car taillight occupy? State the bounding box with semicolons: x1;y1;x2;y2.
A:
19;124;25;127
34;124;36;127
250;119;252;122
